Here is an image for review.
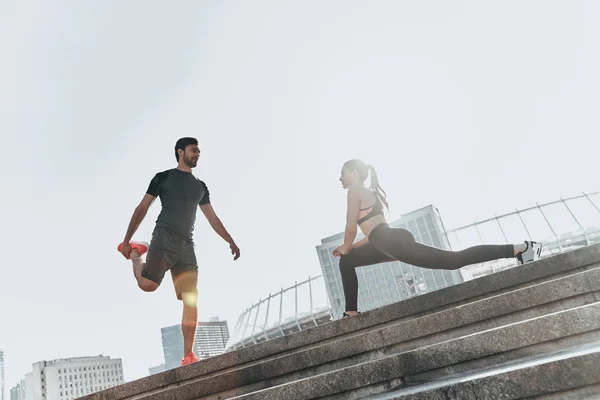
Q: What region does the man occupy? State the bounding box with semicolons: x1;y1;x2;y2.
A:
118;137;240;366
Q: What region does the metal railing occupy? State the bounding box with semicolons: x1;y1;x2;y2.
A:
226;275;331;350
444;191;600;278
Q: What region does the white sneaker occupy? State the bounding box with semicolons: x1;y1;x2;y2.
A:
516;241;542;265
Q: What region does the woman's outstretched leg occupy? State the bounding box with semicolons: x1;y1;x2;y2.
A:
370;225;540;271
338;242;393;314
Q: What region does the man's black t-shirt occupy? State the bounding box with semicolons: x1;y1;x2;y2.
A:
146;168;210;241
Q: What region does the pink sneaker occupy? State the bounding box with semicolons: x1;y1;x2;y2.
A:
117;241;149;257
181;352;199;366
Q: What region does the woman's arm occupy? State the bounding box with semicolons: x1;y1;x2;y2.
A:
341;188;361;254
352;236;369;249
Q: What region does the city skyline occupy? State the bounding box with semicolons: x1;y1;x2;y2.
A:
2;0;599;385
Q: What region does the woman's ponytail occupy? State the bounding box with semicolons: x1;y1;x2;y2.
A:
367;165;389;210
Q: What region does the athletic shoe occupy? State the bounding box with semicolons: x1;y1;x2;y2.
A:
181;351;199;366
342;312;361;318
117;241;149;257
516;241;542;265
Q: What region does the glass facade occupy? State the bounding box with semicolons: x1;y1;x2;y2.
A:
317;205;463;319
195;319;230;360
161;325;185;371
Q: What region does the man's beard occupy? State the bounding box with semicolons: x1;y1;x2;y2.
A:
184;157;197;168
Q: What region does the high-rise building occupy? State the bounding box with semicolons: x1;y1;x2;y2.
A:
316;205;464;319
1;350;5;400
195;318;230;360
160;325;184;371
148;364;166;376
24;355;123;400
161;318;230;370
9;379;26;400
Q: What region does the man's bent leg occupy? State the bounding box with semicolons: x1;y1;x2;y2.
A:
132;238;174;292
131;250;159;292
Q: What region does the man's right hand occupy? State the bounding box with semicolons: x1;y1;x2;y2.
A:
120;242;132;259
230;242;241;261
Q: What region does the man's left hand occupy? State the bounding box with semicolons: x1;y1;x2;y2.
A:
230;242;241;260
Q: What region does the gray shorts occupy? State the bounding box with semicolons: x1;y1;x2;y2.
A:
141;228;198;293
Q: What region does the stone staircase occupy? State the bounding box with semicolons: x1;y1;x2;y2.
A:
84;243;600;400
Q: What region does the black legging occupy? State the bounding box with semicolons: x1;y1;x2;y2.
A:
339;223;514;312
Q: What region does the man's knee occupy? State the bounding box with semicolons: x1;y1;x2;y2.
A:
138;279;159;292
172;269;198;304
180;291;198;307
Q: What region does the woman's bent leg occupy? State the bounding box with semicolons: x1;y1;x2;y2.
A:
339;242;393;312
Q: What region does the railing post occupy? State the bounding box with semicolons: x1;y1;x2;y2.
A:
226;311;245;350
515;208;533;241
473;221;484;244
232;312;245;345
473;221;494;272
239;304;255;347
308;276;318;326
262;293;272;340
561;197;589;245
494;214;509;243
583;191;600;215
537;202;563;252
278;287;285;336
294;281;302;330
249;301;262;344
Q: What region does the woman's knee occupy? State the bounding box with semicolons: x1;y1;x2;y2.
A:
338;255;354;271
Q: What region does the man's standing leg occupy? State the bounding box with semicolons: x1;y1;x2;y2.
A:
174;269;200;365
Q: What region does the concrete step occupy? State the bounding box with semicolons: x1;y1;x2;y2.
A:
123;267;600;400
80;244;600;400
365;340;600;400
226;302;600;400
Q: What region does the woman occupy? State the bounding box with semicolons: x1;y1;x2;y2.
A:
333;159;542;317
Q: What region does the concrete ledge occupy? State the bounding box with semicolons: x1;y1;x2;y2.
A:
229;303;600;400
375;344;600;399
137;267;600;400
535;384;600;399
81;244;600;400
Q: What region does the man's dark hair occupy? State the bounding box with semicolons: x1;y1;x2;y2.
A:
174;137;198;161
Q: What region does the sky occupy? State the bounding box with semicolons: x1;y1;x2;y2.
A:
1;0;599;387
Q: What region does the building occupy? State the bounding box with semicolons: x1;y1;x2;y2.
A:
317;205;463;319
1;350;4;400
161;318;230;370
195;318;230;360
9;380;26;400
148;364;165;376
160;325;184;371
24;356;123;400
